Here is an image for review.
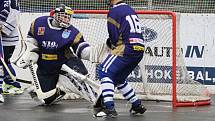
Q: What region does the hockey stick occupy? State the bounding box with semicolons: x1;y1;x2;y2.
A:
0;57;16;81
0;57;32;84
16;25;27;61
0;56;32;84
0;54;32;84
16;78;32;84
0;58;32;84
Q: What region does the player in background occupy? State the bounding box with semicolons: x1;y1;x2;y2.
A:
94;0;147;117
0;0;23;103
12;4;105;105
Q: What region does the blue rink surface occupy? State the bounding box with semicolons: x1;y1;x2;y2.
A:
0;93;214;121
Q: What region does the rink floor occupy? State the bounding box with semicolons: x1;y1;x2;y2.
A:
0;93;214;121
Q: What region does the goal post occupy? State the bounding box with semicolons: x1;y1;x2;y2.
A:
70;10;211;107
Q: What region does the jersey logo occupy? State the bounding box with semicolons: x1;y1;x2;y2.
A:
37;27;45;35
62;29;71;39
42;41;58;49
141;27;157;42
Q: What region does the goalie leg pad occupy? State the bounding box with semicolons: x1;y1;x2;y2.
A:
59;68;98;103
61;72;97;103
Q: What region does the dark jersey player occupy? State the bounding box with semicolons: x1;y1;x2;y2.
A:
94;0;147;118
13;4;104;105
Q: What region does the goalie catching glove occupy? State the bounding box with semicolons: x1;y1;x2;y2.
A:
79;42;109;63
11;38;39;68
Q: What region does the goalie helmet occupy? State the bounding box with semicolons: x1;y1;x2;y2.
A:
53;4;74;28
105;0;122;6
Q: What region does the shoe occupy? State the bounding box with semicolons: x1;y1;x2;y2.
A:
93;106;106;117
130;103;147;115
94;107;118;118
0;93;4;103
103;108;118;118
93;94;107;117
3;84;23;95
93;95;117;118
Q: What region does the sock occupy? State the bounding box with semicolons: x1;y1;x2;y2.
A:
117;81;141;106
101;77;115;110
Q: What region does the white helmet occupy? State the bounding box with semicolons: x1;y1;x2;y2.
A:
53;4;74;28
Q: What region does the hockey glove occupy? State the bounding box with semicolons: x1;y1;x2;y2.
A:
106;38;115;49
16;51;39;68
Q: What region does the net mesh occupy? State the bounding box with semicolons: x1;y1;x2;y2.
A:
59;12;209;102
20;0;215;13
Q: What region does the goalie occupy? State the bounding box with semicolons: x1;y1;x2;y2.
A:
12;4;105;105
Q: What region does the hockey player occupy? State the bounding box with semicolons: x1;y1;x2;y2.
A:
13;4;105;105
94;0;147;117
0;0;23;103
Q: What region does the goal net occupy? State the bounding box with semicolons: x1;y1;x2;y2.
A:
20;0;215;13
18;10;211;107
62;10;210;107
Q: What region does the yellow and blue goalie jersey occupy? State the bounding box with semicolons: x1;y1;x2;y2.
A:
27;16;89;73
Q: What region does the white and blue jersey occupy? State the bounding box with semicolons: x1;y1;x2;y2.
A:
1;0;19;46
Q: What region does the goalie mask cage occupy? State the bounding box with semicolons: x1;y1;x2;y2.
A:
63;10;211;107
